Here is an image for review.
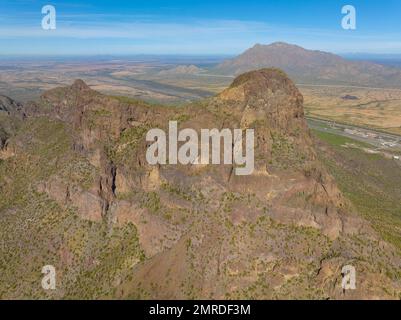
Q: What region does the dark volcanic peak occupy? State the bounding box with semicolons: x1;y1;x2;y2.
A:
217;68;308;145
71;79;91;91
228;68;294;93
230;67;288;85
217;68;303;109
216;42;401;88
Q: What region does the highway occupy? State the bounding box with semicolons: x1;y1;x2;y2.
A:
307;117;401;152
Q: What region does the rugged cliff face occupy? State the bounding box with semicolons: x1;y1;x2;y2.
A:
0;95;24;150
0;69;400;299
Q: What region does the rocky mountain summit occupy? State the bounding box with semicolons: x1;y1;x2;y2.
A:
0;69;400;299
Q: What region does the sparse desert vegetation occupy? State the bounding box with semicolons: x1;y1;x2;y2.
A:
0;65;400;300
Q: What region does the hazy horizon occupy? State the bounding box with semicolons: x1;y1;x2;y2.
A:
2;46;401;69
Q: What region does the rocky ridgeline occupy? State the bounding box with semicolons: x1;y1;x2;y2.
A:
1;69;400;299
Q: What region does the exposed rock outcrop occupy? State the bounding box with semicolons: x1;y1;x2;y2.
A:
2;69;399;300
26;69;359;242
0;95;24;116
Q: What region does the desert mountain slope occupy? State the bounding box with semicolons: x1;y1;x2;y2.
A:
158;65;204;75
215;42;401;87
0;95;24;149
0;69;400;299
0;95;24;114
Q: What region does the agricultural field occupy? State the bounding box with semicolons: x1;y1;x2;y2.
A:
303;85;401;135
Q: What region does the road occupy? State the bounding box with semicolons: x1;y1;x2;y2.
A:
307;117;401;152
297;83;401;91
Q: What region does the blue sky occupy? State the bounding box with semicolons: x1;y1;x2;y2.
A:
0;0;401;55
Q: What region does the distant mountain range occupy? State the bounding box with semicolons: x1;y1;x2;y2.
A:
215;42;401;88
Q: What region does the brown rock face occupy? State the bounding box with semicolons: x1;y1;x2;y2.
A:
36;68;347;238
3;68;399;300
218;68;305;130
0;95;24;116
210;69;346;238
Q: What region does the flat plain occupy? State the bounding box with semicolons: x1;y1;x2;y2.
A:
2;57;401;136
